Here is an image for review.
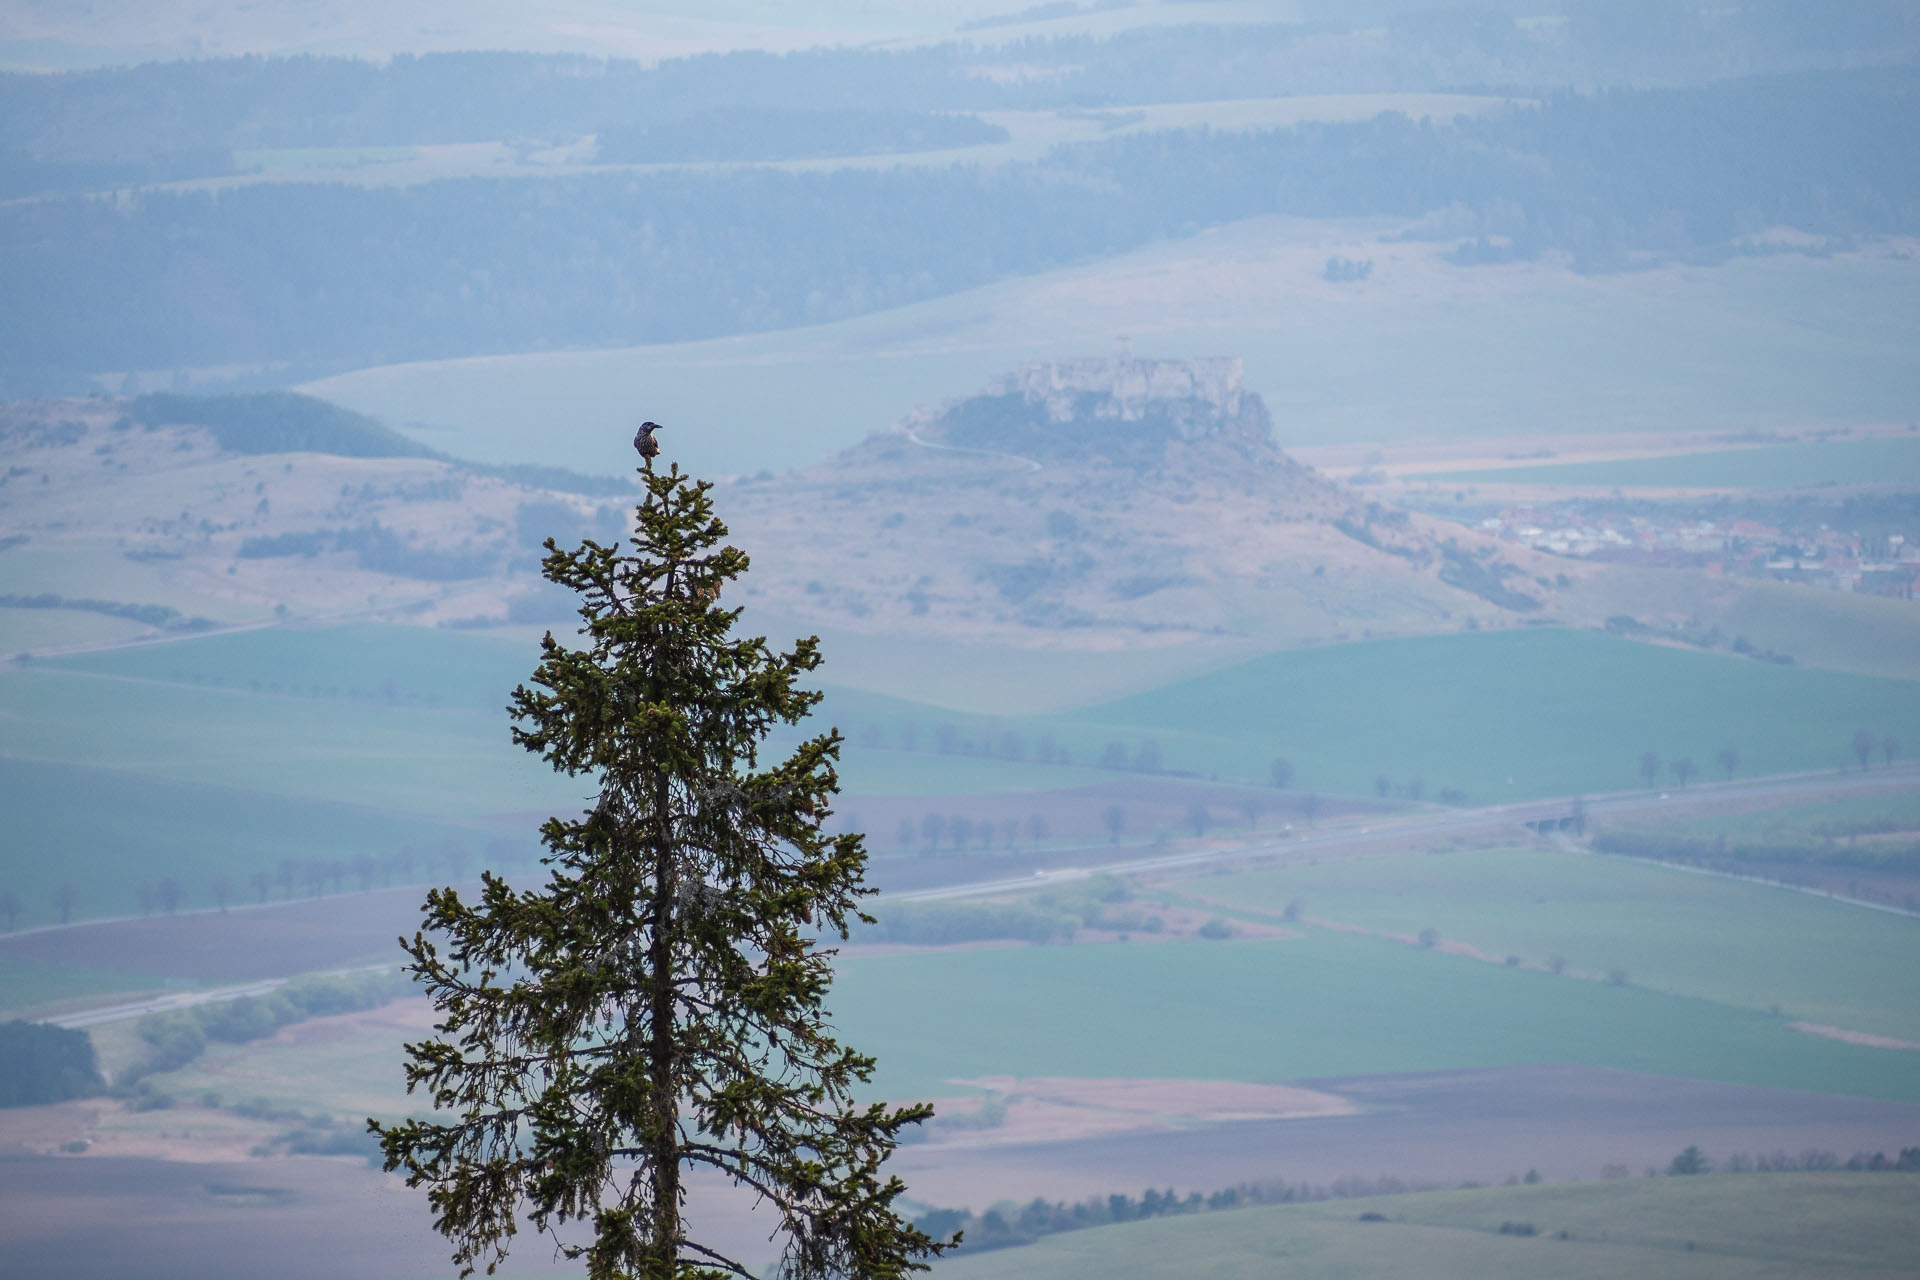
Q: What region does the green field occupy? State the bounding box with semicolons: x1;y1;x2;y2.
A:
1039;627;1920;799
928;1174;1920;1280
9;622;1920;925
1616;789;1920;844
1167;847;1920;1041
150;1004;426;1124
104;838;1920;1150
304;221;1920;477
0;665;553;816
0;755;498;930
829;929;1920;1104
147;919;1920;1115
0;625;1123;926
1419;435;1920;490
0;955;181;1018
53;621;1920;806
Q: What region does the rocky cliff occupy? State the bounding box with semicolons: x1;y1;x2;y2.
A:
720;354;1583;648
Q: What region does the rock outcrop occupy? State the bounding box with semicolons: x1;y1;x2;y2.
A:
903;347;1276;469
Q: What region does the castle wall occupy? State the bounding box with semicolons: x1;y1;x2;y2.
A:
988;355;1243;422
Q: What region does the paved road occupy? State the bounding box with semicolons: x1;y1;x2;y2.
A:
46;965;390;1031
884;759;1920;905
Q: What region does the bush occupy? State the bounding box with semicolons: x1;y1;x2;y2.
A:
1595;830;1920;875
1197;918;1234;940
127;969;412;1079
0;1020;106;1107
133;1012;207;1072
1668;1145;1713;1175
198;994;287;1043
127;1081;176;1111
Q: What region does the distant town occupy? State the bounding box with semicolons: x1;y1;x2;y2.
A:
1461;506;1920;599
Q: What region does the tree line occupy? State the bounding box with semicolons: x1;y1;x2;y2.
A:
6;68;1915;392
0;836;538;933
1594;830;1920;880
6;7;1913;166
920;1141;1920;1257
121;969;412;1096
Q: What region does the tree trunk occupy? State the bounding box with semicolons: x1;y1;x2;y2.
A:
648;768;679;1275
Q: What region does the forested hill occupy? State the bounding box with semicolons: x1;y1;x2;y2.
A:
3;67;1915;396
7;6;1920;161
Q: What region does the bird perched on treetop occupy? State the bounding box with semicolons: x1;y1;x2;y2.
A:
633;421;664;460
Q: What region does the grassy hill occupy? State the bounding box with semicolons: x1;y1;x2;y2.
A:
927;1173;1920;1280
830;927;1920;1104
1037;627;1920;799
76;841;1920;1119
1164;846;1920;1042
6;621;1920;926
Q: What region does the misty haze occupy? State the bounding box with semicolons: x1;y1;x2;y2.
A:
3;2;1920;1278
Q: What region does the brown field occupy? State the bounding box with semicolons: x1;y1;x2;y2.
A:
890;1065;1920;1209
0;884;441;984
920;1076;1355;1148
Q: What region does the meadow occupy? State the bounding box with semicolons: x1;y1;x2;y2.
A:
0;755;496;937
1418;434;1920;491
8;621;1920;926
1036;626;1920;800
303;221;1920;479
829;931;1920;1104
0;954;177;1018
1166;847;1920;1041
1710;580;1920;684
123;910;1920;1121
926;1173;1920;1280
1618;789;1920;844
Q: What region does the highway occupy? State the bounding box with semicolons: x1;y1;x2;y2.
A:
885;759;1920;904
46;965;391;1031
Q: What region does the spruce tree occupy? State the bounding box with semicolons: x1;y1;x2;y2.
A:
371;463;949;1279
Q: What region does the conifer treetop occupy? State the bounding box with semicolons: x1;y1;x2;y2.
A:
371;463;951;1280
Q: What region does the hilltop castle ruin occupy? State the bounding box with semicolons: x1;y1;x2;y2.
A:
987;341;1246;429
909;343;1273;466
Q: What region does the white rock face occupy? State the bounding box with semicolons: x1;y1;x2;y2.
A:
987;355;1245;430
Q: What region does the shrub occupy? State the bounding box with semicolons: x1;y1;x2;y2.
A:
0;1020;106;1107
1668;1145;1713;1175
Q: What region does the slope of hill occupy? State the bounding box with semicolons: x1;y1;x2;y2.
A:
719;351;1609;649
926;1173;1920;1280
0;395;631;652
